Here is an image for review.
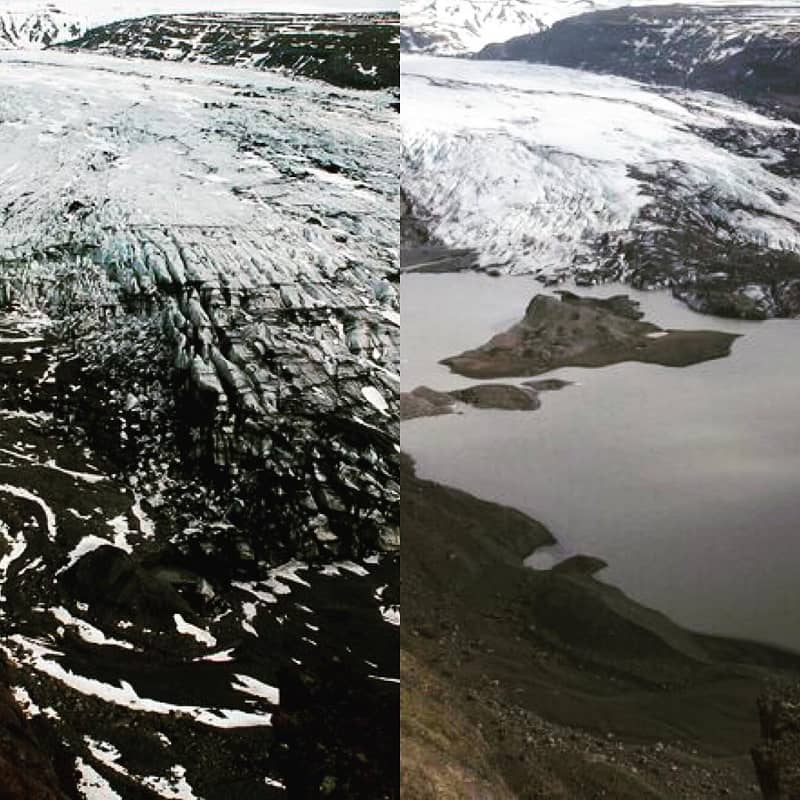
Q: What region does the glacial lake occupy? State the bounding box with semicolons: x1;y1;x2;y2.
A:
401;273;800;652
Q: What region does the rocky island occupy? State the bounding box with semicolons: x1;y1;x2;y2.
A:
442;291;738;379
400;383;542;421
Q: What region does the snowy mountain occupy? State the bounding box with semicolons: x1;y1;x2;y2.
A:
401;0;800;54
60;11;400;89
0;4;84;48
0;2;399;53
402;0;551;55
402;55;800;317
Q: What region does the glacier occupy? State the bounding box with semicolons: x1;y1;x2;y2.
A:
0;45;399;797
402;55;800;313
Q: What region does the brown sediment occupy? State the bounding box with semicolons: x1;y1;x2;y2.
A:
401;649;516;800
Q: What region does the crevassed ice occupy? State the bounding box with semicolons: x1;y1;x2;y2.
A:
402;56;800;277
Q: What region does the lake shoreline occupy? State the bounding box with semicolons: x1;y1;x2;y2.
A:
402;272;800;651
401;452;800;797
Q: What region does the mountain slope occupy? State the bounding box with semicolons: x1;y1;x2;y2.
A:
402;0;800;54
478;5;800;121
60;11;400;90
402;55;800;318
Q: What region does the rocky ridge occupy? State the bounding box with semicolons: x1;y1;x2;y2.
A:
401;0;800;55
59;11;400;90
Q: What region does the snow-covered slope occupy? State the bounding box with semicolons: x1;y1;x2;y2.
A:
402;0;551;54
61;11;400;90
0;4;84;48
402;55;800;316
401;0;800;54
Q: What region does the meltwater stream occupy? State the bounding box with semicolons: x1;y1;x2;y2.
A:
402;273;800;652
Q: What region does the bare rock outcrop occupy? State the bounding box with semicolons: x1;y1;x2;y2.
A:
753;684;800;800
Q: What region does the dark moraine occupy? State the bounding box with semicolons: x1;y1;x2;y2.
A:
401;453;800;799
0;309;399;798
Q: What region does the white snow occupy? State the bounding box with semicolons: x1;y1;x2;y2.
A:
0;483;58;537
380;606;400;625
194;648;235;662
76;758;123;800
131;494;156;538
336;560;369;576
59;535;127;574
231;580;278;604
43;458;105;484
141;766;201;800
269;560;311;586
375;584;399;625
174;613;217;648
362;385;389;414
105;513;140;551
3;635;273;728
85;738;202;800
241;601;259;636
231;673;280;705
0;527;26;601
11;685;40;716
50;606;135;649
